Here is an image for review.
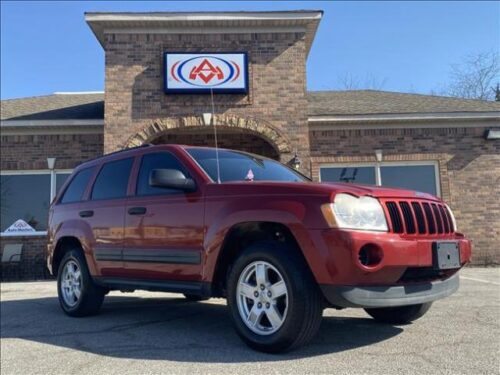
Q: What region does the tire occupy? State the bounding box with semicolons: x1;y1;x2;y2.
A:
227;241;323;353
183;294;209;302
364;302;433;325
57;249;105;317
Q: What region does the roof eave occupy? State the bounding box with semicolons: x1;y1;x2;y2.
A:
308;111;500;123
84;11;323;56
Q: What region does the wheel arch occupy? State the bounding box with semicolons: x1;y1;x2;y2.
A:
52;236;85;277
210;221;313;297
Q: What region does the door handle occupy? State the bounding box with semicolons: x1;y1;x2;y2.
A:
128;207;147;215
79;210;94;218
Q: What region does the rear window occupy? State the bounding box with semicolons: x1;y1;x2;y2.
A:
60;167;94;204
91;158;133;200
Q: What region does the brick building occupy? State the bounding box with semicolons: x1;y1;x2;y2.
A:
1;11;499;280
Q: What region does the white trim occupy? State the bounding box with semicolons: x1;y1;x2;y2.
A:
0;231;47;238
1;169;72;175
308;112;500;122
84;11;324;23
318;161;441;197
1;119;104;127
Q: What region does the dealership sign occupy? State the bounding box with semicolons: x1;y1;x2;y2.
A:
164;53;248;94
4;219;36;234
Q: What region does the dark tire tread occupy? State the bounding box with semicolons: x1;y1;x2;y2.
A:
227;241;323;353
57;249;105;317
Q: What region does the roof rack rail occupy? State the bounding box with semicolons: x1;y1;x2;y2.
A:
82;143;153;164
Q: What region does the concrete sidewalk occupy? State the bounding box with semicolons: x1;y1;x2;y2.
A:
1;267;499;374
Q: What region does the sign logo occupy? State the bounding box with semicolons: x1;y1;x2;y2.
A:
165;53;248;94
4;219;36;234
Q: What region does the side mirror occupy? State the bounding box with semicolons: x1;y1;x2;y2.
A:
149;169;196;192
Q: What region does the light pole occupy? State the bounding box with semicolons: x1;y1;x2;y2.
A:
47;157;56;202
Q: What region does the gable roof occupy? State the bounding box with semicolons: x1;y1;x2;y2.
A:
308;90;500;116
1;90;499;122
0;93;104;121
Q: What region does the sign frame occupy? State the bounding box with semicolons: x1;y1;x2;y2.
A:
164;52;249;94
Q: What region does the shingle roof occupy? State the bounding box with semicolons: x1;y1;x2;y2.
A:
1;90;499;122
307;90;500;116
0;93;104;120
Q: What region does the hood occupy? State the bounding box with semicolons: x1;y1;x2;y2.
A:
204;180;440;201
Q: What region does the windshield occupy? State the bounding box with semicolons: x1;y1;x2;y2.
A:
186;148;309;183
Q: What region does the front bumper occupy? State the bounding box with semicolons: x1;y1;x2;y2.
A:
320;272;459;308
304;228;472;285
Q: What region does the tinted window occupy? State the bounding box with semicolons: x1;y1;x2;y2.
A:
56;173;72;194
381;165;437;195
1;174;50;231
320;167;376;185
187;148;307;182
137;152;190;196
91;158;133;200
60;168;93;203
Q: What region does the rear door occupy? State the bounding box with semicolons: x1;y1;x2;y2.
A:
83;157;134;278
123;151;204;282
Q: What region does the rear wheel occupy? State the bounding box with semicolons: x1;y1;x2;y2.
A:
227;241;323;353
364;302;432;324
57;249;105;317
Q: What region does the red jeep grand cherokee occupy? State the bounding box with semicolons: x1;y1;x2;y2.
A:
47;144;471;353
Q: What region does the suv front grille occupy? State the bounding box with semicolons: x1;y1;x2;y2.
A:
383;199;455;235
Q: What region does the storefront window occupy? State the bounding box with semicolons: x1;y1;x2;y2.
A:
56;173;72;194
319;162;439;196
380;165;437;196
320;167;376;185
1;170;72;233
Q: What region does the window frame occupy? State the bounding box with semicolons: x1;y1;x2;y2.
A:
318;161;441;196
0;169;72;236
134;151;195;197
89;157;135;201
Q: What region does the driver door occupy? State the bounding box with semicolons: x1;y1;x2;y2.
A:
123;151;204;282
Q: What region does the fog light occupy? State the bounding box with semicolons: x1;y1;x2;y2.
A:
358;244;383;268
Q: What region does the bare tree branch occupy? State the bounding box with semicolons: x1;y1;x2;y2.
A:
335;72;387;90
446;51;499;101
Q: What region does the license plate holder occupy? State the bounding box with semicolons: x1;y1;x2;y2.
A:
432;241;461;270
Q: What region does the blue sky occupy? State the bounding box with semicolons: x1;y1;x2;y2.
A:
1;1;498;99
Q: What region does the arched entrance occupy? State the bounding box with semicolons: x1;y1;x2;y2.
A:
123;114;292;160
151;127;280;159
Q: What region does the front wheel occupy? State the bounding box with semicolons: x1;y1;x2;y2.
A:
57;249;105;317
364;302;432;324
227;242;323;353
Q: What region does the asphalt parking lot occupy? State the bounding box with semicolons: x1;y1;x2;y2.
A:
1;268;498;375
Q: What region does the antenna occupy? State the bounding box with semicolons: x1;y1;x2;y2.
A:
210;88;221;184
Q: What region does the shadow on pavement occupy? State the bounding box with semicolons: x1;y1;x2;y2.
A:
1;294;403;362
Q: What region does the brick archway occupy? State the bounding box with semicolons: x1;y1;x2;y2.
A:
123;114;292;156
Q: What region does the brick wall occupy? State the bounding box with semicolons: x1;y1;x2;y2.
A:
104;32;310;173
1;133;103;281
152;128;279;159
0;236;51;281
0;133;103;170
309;126;500;265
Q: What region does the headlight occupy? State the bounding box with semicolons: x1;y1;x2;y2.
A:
445;204;457;231
321;193;388;232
